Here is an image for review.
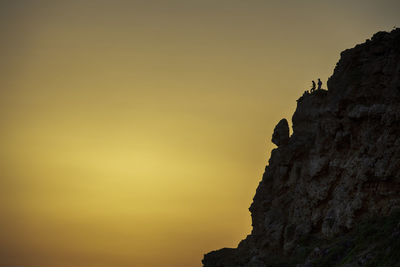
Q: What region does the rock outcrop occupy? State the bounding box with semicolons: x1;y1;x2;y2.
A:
272;119;290;147
203;28;400;267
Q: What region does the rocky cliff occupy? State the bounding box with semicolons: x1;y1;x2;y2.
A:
203;29;400;267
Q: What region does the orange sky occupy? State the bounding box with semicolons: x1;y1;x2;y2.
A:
1;1;399;266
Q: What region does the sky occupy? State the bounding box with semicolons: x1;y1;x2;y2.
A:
1;1;399;266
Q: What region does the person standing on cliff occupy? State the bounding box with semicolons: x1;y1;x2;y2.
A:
317;78;322;90
311;80;316;92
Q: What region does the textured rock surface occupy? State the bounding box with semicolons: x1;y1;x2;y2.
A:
203;29;400;267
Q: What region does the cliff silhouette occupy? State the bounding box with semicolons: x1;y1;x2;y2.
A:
203;28;400;267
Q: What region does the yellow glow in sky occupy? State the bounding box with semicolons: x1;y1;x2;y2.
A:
1;1;399;266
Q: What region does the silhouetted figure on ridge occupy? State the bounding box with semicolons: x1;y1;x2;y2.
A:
317;78;322;90
311;80;316;92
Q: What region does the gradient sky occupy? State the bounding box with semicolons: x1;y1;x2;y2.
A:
1;1;400;266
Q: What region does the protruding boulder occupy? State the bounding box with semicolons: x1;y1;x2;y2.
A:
272;119;290;146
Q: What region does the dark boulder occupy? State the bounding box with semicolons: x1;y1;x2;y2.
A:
271;119;290;146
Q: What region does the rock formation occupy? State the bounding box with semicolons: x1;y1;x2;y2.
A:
272;119;290;147
203;28;400;266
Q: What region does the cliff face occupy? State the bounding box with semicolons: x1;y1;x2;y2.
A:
203;29;400;267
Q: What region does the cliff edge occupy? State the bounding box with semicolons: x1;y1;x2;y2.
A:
203;29;400;267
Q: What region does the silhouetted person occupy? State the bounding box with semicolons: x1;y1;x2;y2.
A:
311;80;316;92
317;78;322;90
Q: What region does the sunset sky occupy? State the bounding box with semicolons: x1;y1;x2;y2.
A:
1;1;400;266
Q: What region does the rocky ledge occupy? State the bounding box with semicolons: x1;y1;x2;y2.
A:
203;28;400;267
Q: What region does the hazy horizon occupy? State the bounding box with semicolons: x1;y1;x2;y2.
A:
1;1;400;266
